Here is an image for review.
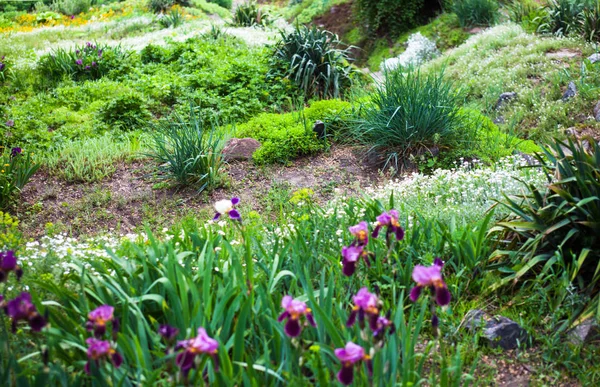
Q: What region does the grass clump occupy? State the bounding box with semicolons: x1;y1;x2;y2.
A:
350;68;461;171
232;1;271;27
453;0;499;28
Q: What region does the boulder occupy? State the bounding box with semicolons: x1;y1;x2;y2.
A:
463;309;528;350
222;138;261;161
495;92;518;110
568;319;600;344
588;53;600;64
562;82;577;101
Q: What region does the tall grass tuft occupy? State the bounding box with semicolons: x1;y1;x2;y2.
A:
232;1;270;27
349;67;461;172
149;106;224;191
453;0;499;27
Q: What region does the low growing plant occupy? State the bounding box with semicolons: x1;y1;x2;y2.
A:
0;147;40;211
232;1;270;27
452;0;499;28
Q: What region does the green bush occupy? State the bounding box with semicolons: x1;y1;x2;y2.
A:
96;91;152;131
452;0;499;28
236;99;353;164
537;0;587;37
232;1;270;26
349;68;461;171
157;8;184;28
207;0;231;9
505;0;546;33
355;0;441;37
50;0;91;15
149;106;224;191
0;147;40;211
489;138;600;324
271;26;356;99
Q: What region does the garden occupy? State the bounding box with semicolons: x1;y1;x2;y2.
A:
1;0;599;385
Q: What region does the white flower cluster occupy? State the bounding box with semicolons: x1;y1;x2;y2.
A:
381;33;440;72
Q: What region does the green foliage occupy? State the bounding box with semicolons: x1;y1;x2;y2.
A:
505;0;546;33
50;0;91;16
0;55;8;83
452;0;499;28
489;138;600;324
581;0;600;41
96;90;152;131
271;25;356;99
147;0;190;13
149;106;224;190
232;1;271;26
207;0;231;9
0;211;22;250
37;42;133;84
158;7;184;28
0;147;40;211
537;0;600;41
350;68;461;171
355;0;441;37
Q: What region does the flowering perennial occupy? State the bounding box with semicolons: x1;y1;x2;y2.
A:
213;197;241;221
3;292;46;332
85;338;123;374
0;250;22;282
278;295;316;337
410;258;451;307
335;342;372;385
87;305;117;338
176;327;219;376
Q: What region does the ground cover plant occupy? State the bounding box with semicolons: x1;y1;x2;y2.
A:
1;0;600;385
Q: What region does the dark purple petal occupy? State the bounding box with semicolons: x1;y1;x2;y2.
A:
337;364;354;386
346;309;357;327
231;197;240;205
368;314;378;332
111;352;123;368
431;314;439;329
277;311;289;322
409;286;422;302
211;353;220;372
395;226;404;241
284;318;301;337
176;350;196;372
435;286;451;306
342;260;356;276
433;257;444;267
228;209;241;220
371;225;381;238
306;312;316;327
29;314;46;332
365;357;373;376
15;267;23;281
84;361;91;374
213;212;221;221
159;324;179;341
1;251;16;271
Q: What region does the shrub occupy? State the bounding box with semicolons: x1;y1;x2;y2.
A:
355;0;441;37
148;0;173;12
232;1;270;27
236;99;353;164
51;0;91;16
207;0;231;9
37;42;133;84
349;68;461;171
581;0;600;41
96;91;151;131
271;26;356;99
505;0;546;33
0;147;40;211
537;0;587;36
0;211;22;250
452;0;499;28
149;106;224;190
157;8;185;28
489;138;600;323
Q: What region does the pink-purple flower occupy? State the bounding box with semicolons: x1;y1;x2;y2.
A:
0;250;22;283
277;295;316;337
75;59;83;66
346;288;379;331
85;338;123;374
409;258;451;306
373;313;395;339
372;210;404;241
176;327;219;376
213;197;241;221
86;305;115;338
5;120;14;128
334;342;372;385
348;221;369;246
4;292;46;332
341;245;372;277
159;324;179;342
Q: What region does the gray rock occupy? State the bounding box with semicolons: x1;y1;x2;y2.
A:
495;92;518;110
564;127;578;137
588;53;600;64
568;319;600;344
222;138;261;161
562;82;577;101
313;120;326;139
463;309;529;350
594;101;600;122
518;152;537;166
493;116;505;125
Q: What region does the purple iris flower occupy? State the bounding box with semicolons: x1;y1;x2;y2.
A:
372;209;404;241
277;295;316;337
86;305;115;338
75;59;83;66
85;338;123;374
0;250;22;282
409;258;451;306
98;50;103;58
348;221;369;246
159;324;179;342
346;287;379;331
334;342;372;386
213;197;241;221
91;61;97;67
340;245;372;277
10;147;21;158
176;327;219;376
373;312;395;339
0;63;5;71
5;292;46;332
5;120;15;128
85;65;90;70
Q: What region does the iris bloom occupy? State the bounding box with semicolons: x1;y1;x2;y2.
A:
10;147;21;157
341;245;372;277
5;120;14;128
346;288;379;331
86;305;115;338
0;250;22;282
176;328;219;376
213;197;241;221
334;342;372;385
348;221;369;246
277;295;316;337
85;338;123;374
159;324;179;342
373;313;395;339
75;59;83;66
409;258;451;306
4;292;46;332
372;210;404;241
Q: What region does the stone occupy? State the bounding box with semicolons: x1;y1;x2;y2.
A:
313;120;326;140
518;152;537;166
493;116;505;125
588;53;600;64
463;309;529;350
495;92;518;110
568;319;600;344
564;127;578;137
546;49;579;59
562;81;577;101
594;101;600;122
222;138;261;161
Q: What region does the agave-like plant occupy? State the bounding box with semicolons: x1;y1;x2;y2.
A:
489;138;600;323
